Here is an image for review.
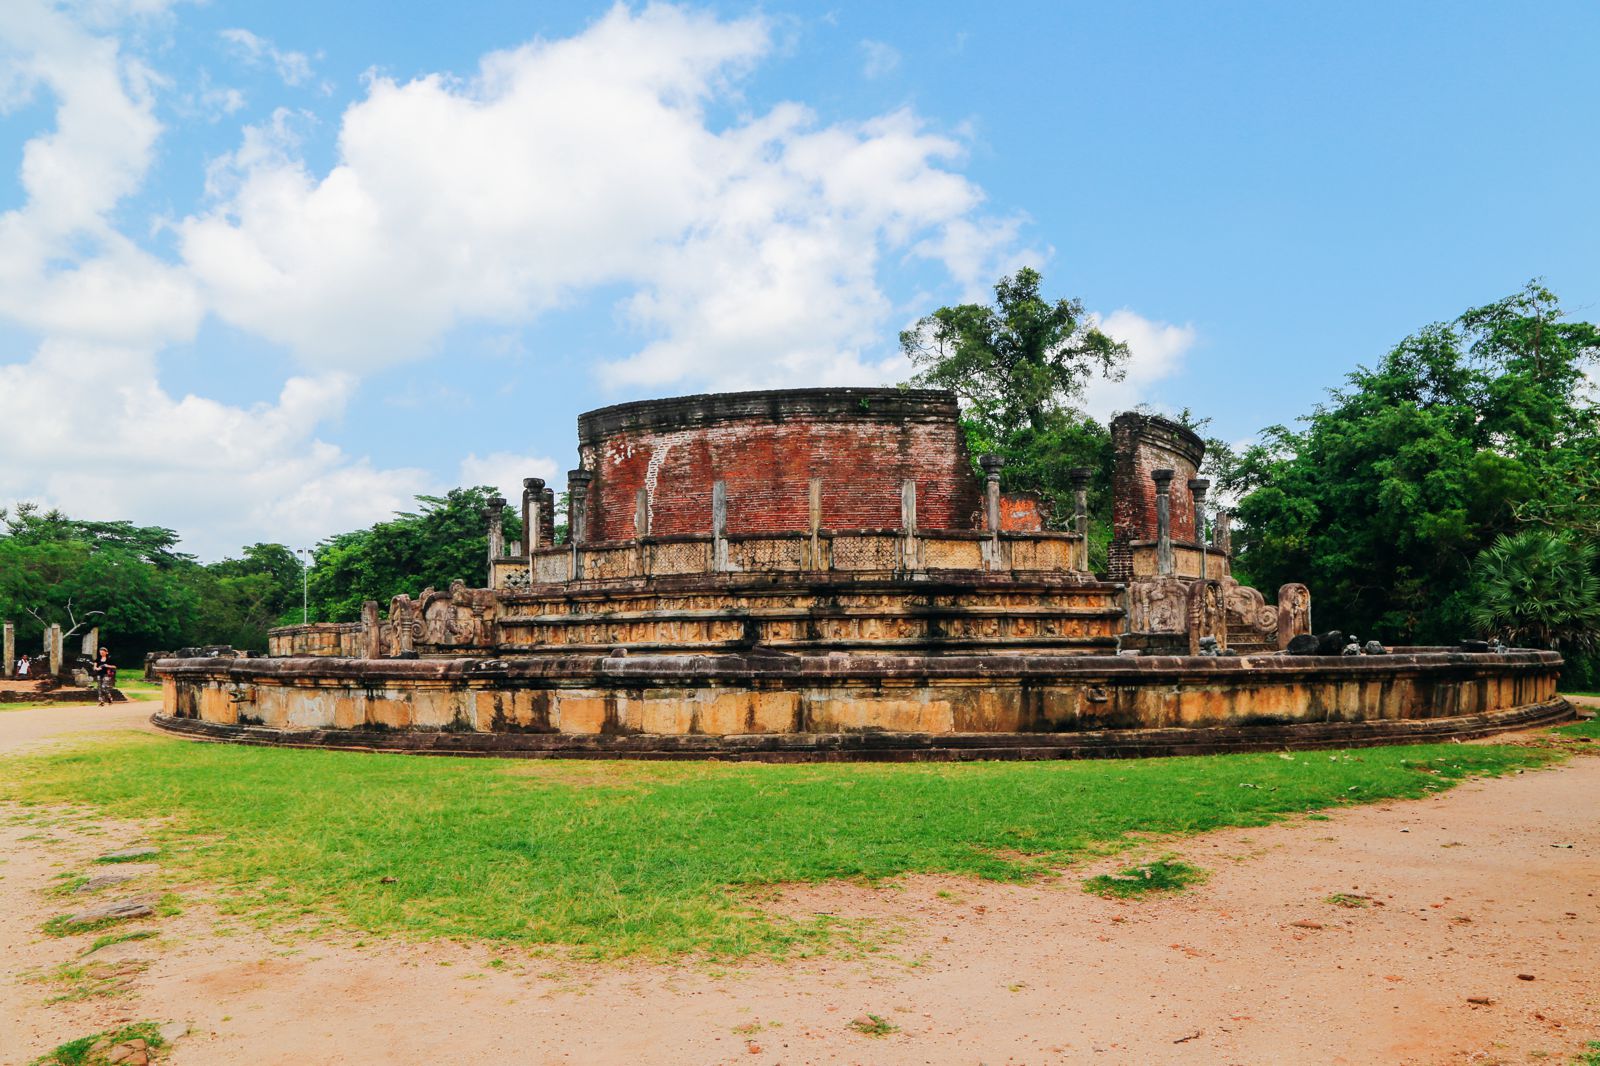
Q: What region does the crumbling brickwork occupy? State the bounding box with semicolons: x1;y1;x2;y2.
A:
1109;413;1206;581
575;389;985;541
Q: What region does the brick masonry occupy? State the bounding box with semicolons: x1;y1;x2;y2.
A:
1109;412;1206;581
575;388;986;541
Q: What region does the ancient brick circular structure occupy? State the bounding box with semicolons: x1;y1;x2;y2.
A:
154;387;1573;760
576;388;984;540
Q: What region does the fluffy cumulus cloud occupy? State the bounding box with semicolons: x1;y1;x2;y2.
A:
179;5;1030;388
0;0;426;557
1080;309;1198;420
457;452;563;507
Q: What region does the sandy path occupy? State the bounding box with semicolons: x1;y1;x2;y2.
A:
2;712;1597;1065
0;702;157;756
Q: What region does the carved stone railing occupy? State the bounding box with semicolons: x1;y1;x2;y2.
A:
1127;539;1232;580
268;623;367;658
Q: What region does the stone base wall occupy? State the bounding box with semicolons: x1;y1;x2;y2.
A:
157;648;1563;744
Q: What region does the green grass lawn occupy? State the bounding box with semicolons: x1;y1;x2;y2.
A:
0;734;1556;959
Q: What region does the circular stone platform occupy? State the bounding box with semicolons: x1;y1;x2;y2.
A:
151;647;1571;761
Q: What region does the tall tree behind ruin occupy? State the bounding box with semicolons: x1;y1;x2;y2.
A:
900;268;1129;543
1223;281;1600;680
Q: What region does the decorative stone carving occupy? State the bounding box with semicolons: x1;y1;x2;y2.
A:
1276;583;1312;650
1186;578;1226;655
1129;577;1189;634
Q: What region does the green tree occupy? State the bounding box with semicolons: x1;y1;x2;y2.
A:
901;268;1128;541
901;267;1128;437
0;505;200;664
1227;282;1599;646
305;488;521;622
1470;530;1600;651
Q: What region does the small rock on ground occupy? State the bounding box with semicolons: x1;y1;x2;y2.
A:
75;871;138;893
63;898;154;927
104;1038;149;1065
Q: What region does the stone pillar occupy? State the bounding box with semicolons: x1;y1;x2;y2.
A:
635;487;650;537
2;621;12;678
1213;509;1232;556
541;487;556;548
711;479;729;573
361;601;382;659
485;496;506;564
900;479;918;571
807;478;823;570
523;477;545;552
1187;478;1210;582
980;454;1004;570
567;469;593;581
1151;468;1175;577
1069;466;1092;572
48;623;63;676
81;626;99;662
391;597;415;656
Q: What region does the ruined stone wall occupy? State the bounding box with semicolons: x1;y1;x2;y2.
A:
575;388;985;541
157;648;1566;742
1109;413;1206;581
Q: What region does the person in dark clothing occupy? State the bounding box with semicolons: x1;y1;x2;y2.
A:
92;647;117;706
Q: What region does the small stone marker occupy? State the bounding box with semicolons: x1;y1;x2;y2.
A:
62;898;154;927
97;846;159;862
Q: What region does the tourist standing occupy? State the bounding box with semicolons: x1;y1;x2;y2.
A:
92;647;116;706
17;653;29;677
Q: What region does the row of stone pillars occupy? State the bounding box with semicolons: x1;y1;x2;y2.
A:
485;456;1102;580
1149;468;1223;578
1;621;97;678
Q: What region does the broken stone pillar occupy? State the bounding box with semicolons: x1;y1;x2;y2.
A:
3;621;12;678
807;478;823;570
48;623;63;676
1213;509;1233;556
541;487;556;547
900;479;918;571
1187;478;1210;582
522;477;545;554
1069;466;1092;572
485;496;507;567
980;454;1004;570
1151;468;1175;577
567;469;593;580
711;479;729;572
81;627;99;665
361;601;382;659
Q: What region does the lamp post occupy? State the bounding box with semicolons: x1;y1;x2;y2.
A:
295;548;312;624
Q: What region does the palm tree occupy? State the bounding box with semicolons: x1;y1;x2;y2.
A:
1471;529;1600;650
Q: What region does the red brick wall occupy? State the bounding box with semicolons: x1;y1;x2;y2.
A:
998;493;1046;531
1108;413;1205;580
575;389;986;540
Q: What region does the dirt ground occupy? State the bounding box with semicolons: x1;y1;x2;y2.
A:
2;704;1597;1066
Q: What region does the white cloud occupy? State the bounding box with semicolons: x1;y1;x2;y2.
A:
0;0;428;558
458;453;562;508
860;39;899;79
220;27;314;87
180;5;1021;390
1080;309;1199;420
0;1;1193;560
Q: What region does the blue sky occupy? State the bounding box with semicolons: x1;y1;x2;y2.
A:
1;1;1595;559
